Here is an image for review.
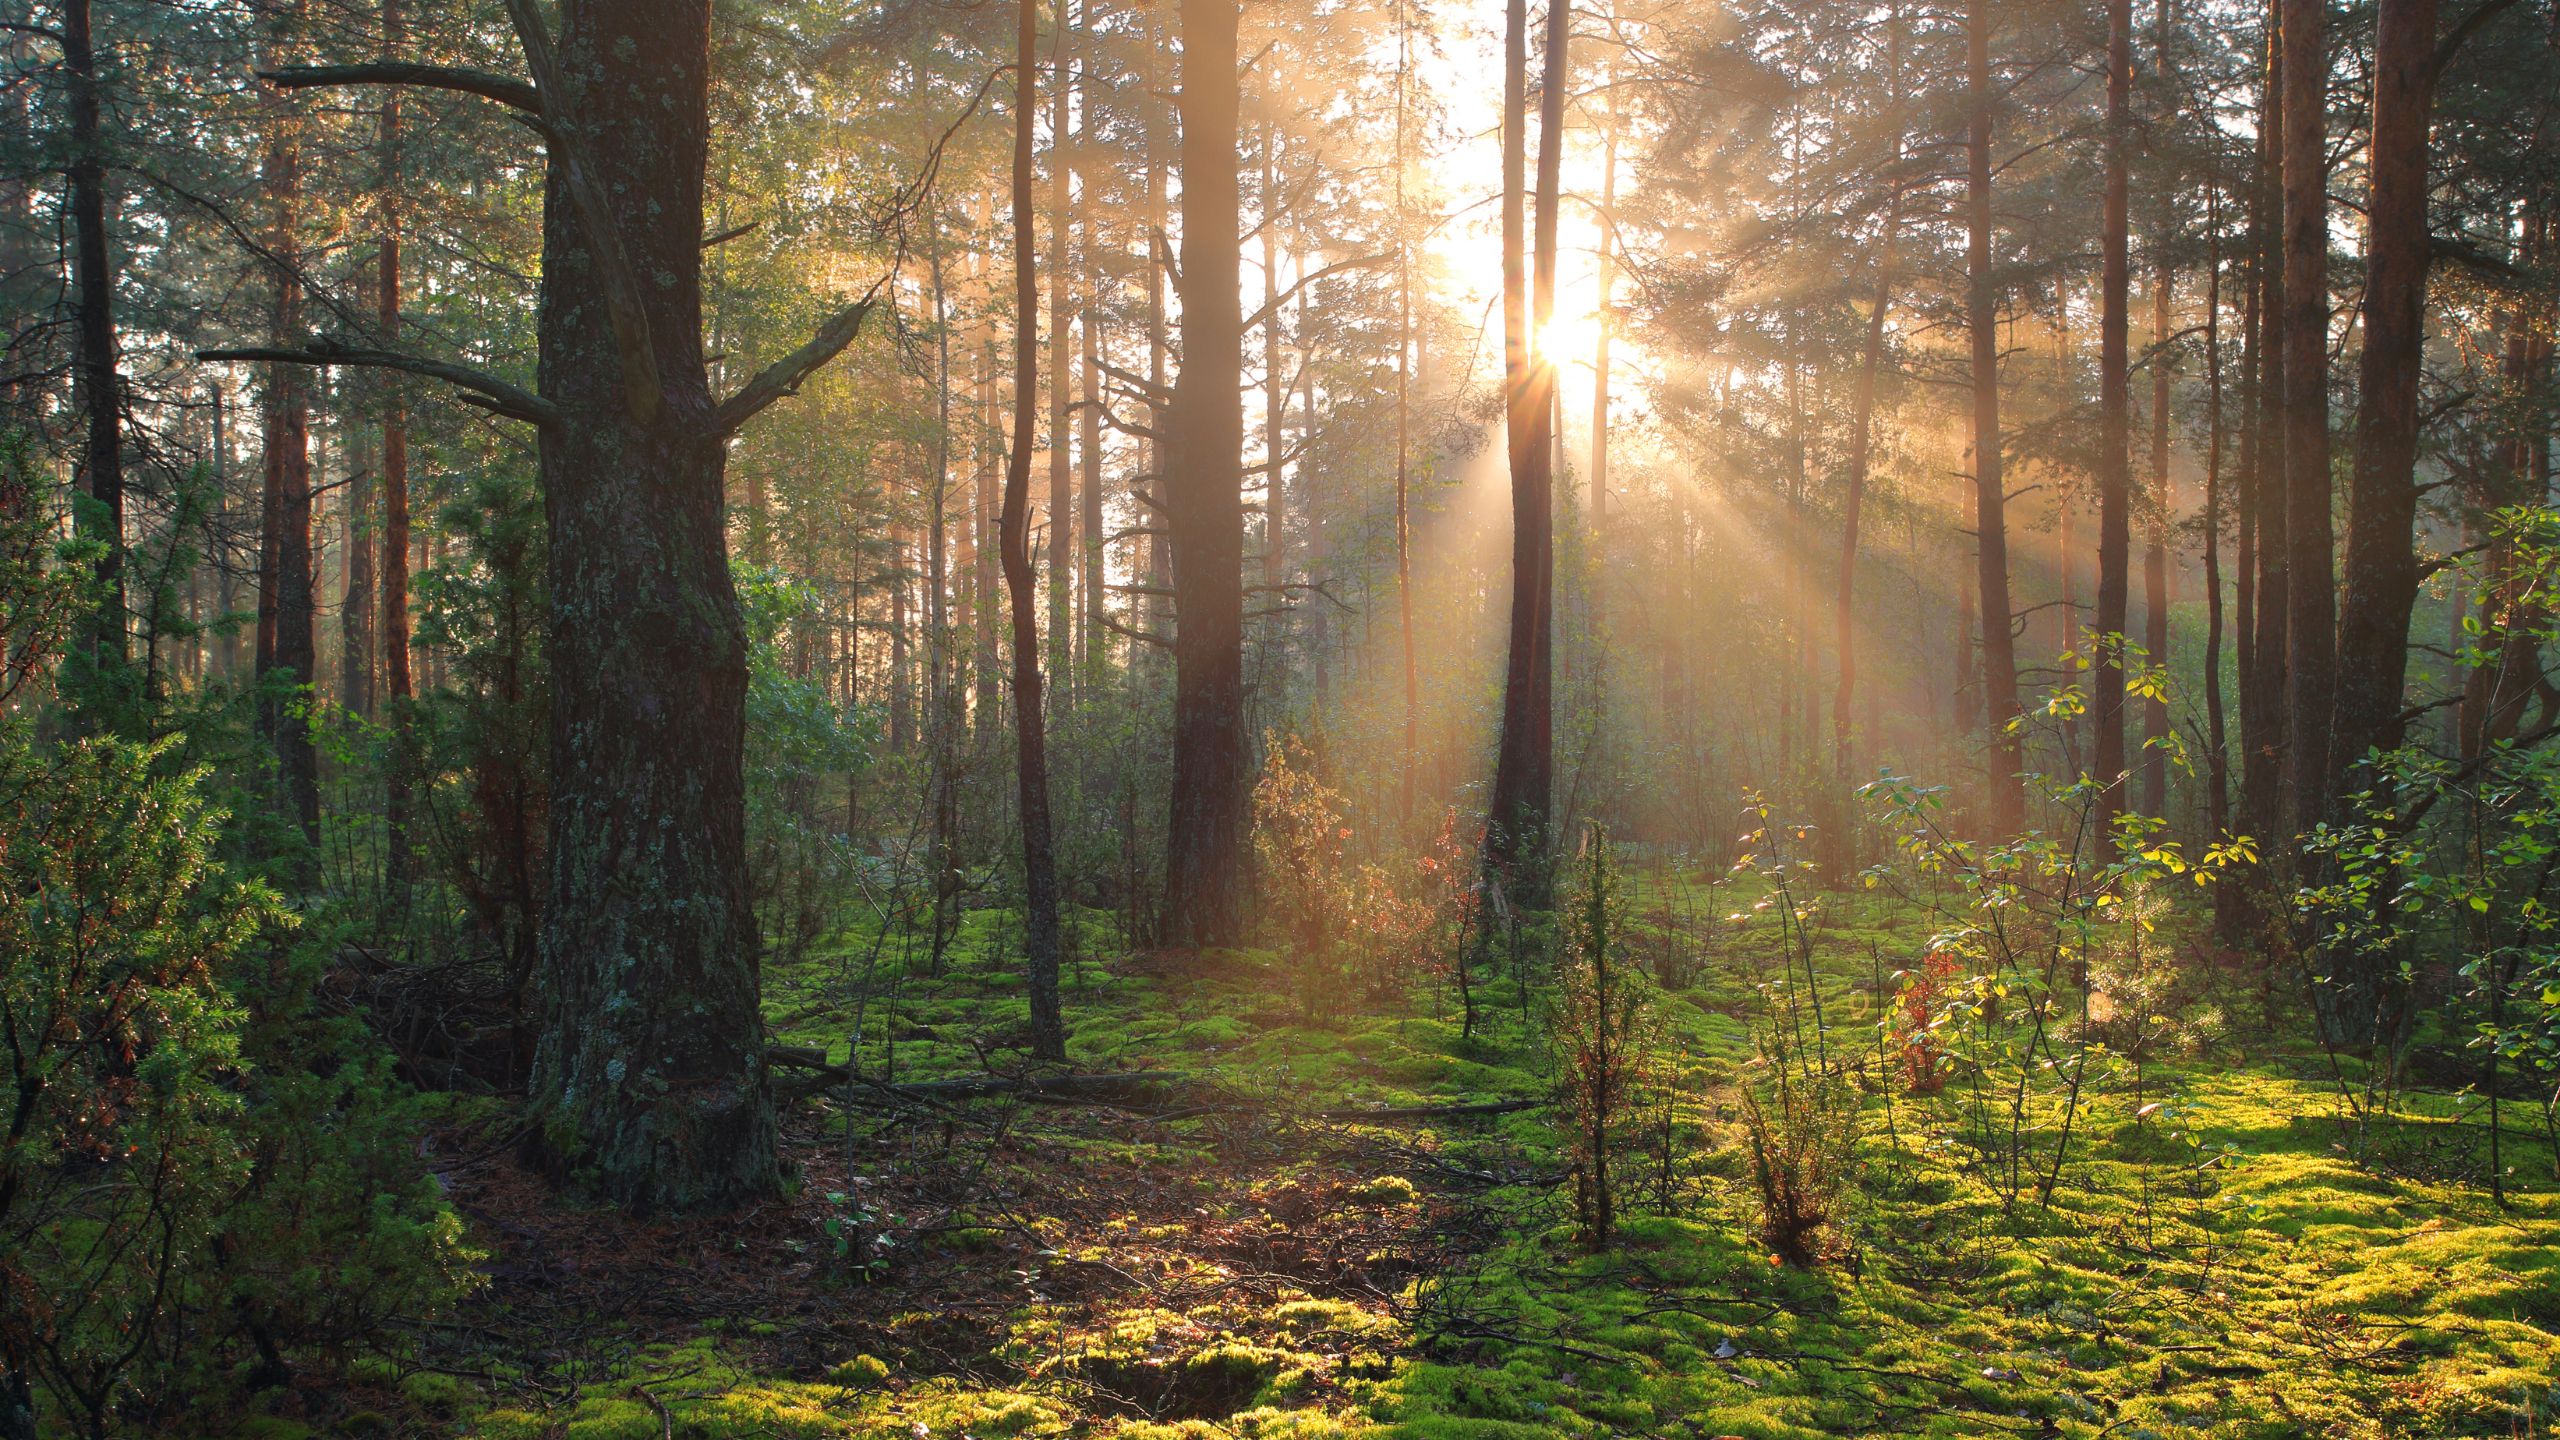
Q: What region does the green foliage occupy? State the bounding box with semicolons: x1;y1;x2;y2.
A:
0;723;275;1436
738;564;880;963
0;435;473;1436
410;467;550;973
1254;733;1354;1019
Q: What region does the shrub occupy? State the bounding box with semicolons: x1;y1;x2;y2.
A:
0;726;278;1439
1253;734;1351;1019
1738;1062;1859;1268
1555;824;1658;1251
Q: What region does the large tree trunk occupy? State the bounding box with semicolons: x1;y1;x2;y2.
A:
525;0;775;1214
2279;0;2334;829
2094;0;2132;835
2333;0;2437;783
65;0;122;669
1486;0;1563;901
1162;0;1249;946
1966;0;2024;832
1008;0;1067;1062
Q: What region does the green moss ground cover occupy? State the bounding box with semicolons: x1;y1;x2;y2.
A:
382;884;2560;1440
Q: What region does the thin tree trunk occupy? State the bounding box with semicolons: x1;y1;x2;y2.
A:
1260;123;1286;604
1589;36;1617;545
259;5;319;845
381;0;415;892
976;338;1002;733
1079;290;1104;689
1394;0;1418;827
2094;0;2132;834
2240;17;2288;850
1047;0;1074;696
2203;202;2232;845
2205;204;2243;938
928;212;962;969
65;0;123;670
1834;13;1902;828
2280;0;2335;827
1008;0;1067;1062
1967;0;2024;831
2141;266;2172;819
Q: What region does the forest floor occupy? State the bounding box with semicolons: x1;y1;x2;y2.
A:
268;884;2560;1440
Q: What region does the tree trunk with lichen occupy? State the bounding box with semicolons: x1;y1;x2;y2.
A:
523;0;776;1213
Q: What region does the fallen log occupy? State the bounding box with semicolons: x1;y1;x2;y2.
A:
767;1051;1539;1121
768;1054;1185;1105
1309;1099;1540;1122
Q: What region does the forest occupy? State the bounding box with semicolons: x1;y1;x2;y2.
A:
2;0;2558;1434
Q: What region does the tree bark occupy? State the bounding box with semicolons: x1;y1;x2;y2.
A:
525;0;776;1213
1009;0;1068;1062
1394;0;1418;827
2095;0;2133;835
2280;0;2335;827
1966;0;2024;832
1047;0;1074;697
379;0;415;893
1833;181;1900;814
1487;0;1563;900
64;0;122;670
2333;0;2438;784
2203;210;2233;849
2142;267;2172;819
258;5;319;846
1162;0;1249;945
1260;124;1286;605
342;439;374;715
2239;16;2288;849
927;213;962;970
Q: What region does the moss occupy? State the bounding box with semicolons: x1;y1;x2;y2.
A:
1347;1175;1419;1207
828;1353;893;1387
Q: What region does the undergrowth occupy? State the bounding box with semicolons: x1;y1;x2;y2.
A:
352;871;2560;1440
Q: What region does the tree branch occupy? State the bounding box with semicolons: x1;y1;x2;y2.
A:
259;62;540;115
711;279;887;436
1244;251;1394;332
2432;0;2525;82
196;340;557;428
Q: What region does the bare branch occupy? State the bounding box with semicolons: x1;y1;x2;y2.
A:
261;62;540;114
197;340;557;428
1098;612;1172;649
1244;251;1395;333
2432;0;2526;81
712;281;889;435
1094;357;1171;401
